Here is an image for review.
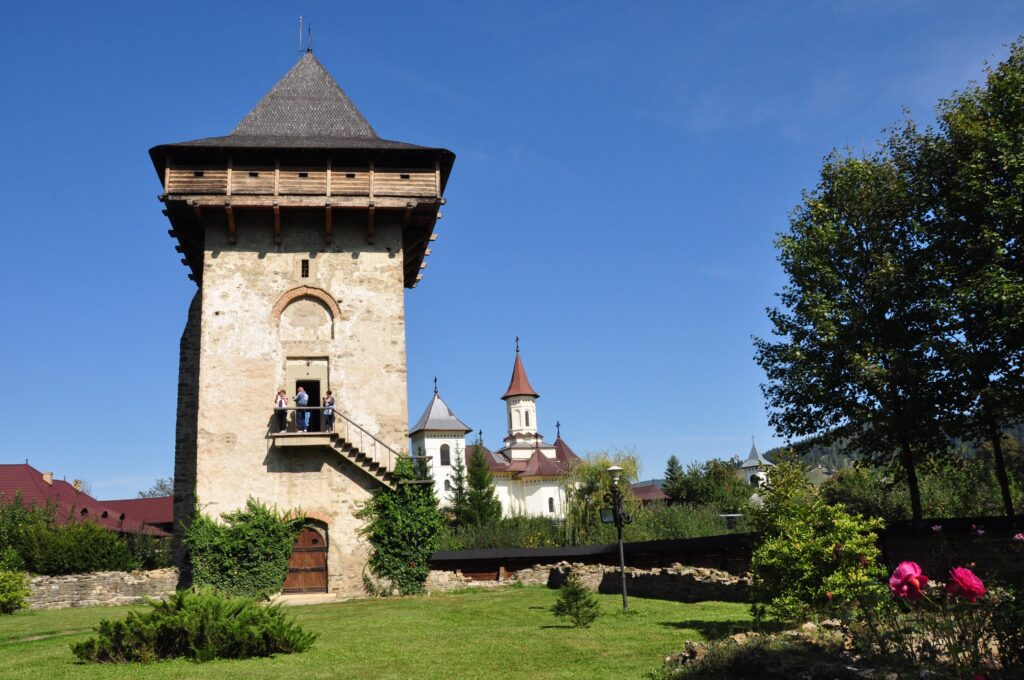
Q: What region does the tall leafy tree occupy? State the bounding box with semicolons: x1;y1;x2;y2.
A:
138;477;174;498
677;458;752;513
464;443;501;526
562;451;640;546
925;40;1024;521
662;455;685;505
755;143;950;520
446;448;469;528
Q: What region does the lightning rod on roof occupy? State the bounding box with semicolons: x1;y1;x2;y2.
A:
306;22;313;52
298;16;302;54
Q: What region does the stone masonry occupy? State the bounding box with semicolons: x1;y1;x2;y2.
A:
27;568;179;610
426;562;750;602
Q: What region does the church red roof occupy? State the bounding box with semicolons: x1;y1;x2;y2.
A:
0;464;169;537
501;352;539;400
519;448;564;478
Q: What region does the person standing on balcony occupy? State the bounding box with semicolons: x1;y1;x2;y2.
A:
294;386;309;432
275;389;288;433
323;391;335;433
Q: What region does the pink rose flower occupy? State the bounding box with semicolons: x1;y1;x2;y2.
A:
931;524;942;533
889;561;928;600
946;567;985;602
1013;532;1023;542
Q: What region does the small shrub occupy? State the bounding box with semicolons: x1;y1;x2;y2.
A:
0;570;30;614
71;588;317;663
358;457;444;595
551;572;600;628
184;498;304;599
749;459;885;623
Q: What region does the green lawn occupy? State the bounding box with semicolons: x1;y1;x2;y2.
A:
0;586;751;679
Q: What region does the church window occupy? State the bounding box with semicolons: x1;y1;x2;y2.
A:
525;411;530;427
301;259;310;278
440;444;451;466
548;497;555;513
444;479;451;491
508;413;512;430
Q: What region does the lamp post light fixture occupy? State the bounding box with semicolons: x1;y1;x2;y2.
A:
604;464;632;611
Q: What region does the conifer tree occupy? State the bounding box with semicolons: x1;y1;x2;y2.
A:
446;448;469;529
551;571;600;628
662;455;685;505
464;443;502;526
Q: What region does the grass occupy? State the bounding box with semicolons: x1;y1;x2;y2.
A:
0;586;751;679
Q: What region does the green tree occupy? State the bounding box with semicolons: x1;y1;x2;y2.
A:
754;143;950;520
358;457;444;595
925;40;1024;522
562;451;640;546
464;444;502;526
137;477;174;498
446;448;469;529
662;455;685;505
551;572;600;628
677;458;752;513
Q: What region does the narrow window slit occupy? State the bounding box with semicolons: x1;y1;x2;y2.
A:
301;259;310;278
193;171;205;177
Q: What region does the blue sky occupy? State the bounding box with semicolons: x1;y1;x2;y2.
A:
1;2;1022;497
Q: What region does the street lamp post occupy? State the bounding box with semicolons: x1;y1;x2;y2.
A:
605;465;632;611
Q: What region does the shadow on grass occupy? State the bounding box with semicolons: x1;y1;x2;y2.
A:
540;625;576;629
658;619;785;639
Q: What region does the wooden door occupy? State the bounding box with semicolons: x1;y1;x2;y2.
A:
283;527;328;593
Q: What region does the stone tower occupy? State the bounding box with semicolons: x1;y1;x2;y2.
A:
150;51;454;596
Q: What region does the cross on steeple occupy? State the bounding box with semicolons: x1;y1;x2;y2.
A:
556;421;561;438
515;336;520;353
433;376;438;394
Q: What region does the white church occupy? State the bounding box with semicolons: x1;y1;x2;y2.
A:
409;345;580;517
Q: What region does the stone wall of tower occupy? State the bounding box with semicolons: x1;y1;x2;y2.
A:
191;209;409;597
172;290;202;575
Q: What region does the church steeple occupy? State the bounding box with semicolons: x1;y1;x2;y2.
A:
503;339;540;442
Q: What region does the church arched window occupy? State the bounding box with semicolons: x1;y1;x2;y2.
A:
548;497;555;513
525;411;530;427
444;479;451;491
440;444;451;467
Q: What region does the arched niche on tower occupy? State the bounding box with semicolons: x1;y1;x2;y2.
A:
273;286;340;342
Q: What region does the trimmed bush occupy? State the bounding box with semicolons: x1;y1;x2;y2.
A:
20;521;139;575
71;588;317;663
0;570;30;614
184;499;304;599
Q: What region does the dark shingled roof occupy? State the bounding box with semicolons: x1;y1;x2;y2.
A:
150;51;454;173
409;391;472;435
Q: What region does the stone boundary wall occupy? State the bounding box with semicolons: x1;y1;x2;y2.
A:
27;568;179;610
426;562;749;603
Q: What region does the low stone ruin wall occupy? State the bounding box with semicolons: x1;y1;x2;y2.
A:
426;562;749;602
27;568;179;610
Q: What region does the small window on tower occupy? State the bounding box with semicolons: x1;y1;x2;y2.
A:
249;171;259;178
298;172;309;178
440;444;451;467
193;171;205;177
301;259;310;278
548;498;555;513
525;411;530;427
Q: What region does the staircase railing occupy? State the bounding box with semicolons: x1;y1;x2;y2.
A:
269;407;401;474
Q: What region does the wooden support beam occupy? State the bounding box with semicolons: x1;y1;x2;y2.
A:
192;203;203;226
226;158;233;196
367;204;375;244
326;159;332;197
430;233;438;241
420;262;428;270
325;205;333;244
403;203;413;228
273;204;281;244
225;204;236;244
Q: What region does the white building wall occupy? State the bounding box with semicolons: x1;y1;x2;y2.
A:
409;431;467;505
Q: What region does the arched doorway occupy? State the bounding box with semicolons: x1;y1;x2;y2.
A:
283;526;328;593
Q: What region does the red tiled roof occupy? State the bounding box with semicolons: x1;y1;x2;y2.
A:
554;436;581;467
518;448;564;478
632;481;669;502
101;497;173;527
501;352;539;400
0;464;169;537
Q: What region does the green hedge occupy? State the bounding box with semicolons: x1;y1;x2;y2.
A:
71;588;317;663
184;499;304;599
0;570;29;614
